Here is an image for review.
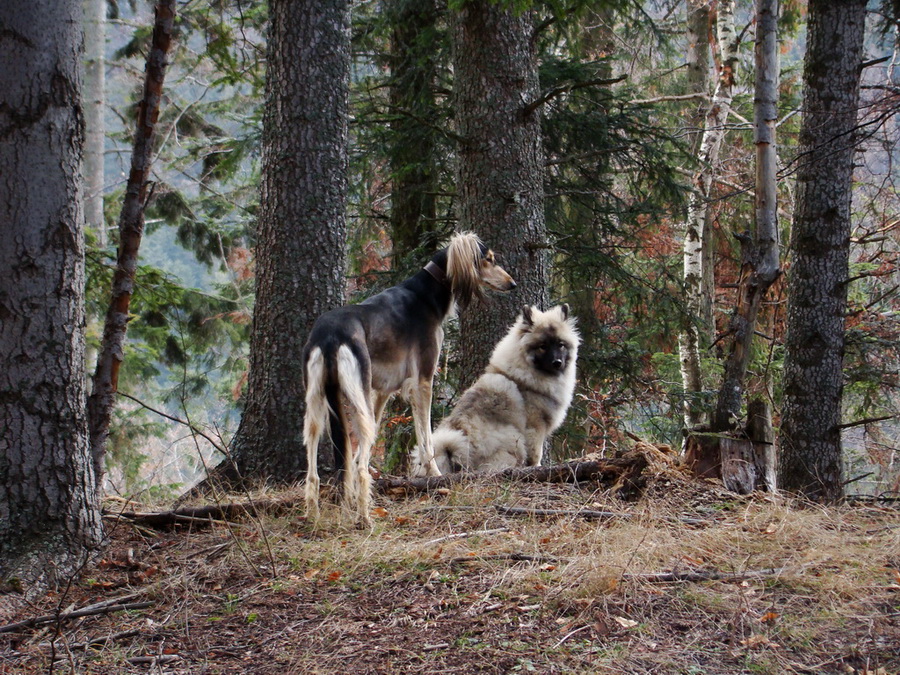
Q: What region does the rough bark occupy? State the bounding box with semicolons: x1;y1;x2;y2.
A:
0;0;103;593
678;0;736;434
780;0;867;503
83;0;107;246
224;0;351;483
87;0;176;482
711;0;781;431
452;1;549;389
387;0;440;260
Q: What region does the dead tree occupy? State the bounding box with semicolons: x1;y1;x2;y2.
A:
87;0;176;479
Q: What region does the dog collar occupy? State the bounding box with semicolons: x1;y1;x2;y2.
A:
424;261;450;287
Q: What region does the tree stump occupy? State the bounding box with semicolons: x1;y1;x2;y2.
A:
684;399;776;494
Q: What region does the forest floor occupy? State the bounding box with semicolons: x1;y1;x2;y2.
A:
2;451;900;675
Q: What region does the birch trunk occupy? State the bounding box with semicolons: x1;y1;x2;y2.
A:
678;0;737;434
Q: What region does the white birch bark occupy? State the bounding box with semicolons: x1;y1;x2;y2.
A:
679;0;738;434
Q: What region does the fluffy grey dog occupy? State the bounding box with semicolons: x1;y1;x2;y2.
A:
433;304;580;472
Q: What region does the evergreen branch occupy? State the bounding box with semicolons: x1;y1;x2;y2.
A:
524;75;627;116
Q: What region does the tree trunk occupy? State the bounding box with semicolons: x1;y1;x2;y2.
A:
678;0;736;435
0;0;103;593
87;0;176;482
387;0;440;261
687;0;715;340
710;0;781;431
779;0;867;503
452;1;549;389
224;0;351;483
83;0;107;246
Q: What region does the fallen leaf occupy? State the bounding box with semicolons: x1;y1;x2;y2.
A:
741;634;777;648
304;569;320;579
327;571;342;583
372;507;389;518
614;616;638;629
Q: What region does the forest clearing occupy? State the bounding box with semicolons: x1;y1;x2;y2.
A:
3;1;900;672
3;451;899;674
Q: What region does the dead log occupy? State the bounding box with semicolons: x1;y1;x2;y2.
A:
87;0;177;478
113;456;649;530
375;455;648;498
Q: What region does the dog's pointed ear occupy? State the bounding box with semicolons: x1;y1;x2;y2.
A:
522;305;534;327
560;303;569;320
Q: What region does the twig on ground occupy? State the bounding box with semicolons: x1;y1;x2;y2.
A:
495;505;629;520
623;566;789;583
39;628;142;651
0;602;154;634
553;624;592;648
126;654;181;665
449;553;560;566
424;527;509;546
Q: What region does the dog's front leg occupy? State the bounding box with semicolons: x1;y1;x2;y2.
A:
525;432;546;467
409;378;442;477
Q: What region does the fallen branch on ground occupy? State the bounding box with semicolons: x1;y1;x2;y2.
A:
115;456;648;530
376;456;648;495
449;553;560;565
495;505;630;520
0;602;153;634
39;628;142;651
424;527;509;546
623;566;788;583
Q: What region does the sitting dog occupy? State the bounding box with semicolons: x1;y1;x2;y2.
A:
433;304;580;472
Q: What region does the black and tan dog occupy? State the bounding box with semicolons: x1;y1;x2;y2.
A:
303;232;516;525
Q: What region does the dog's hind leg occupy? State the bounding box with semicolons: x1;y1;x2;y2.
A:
303;347;328;521
408;377;441;477
336;345;376;526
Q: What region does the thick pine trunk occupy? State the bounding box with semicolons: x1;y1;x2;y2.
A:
0;0;103;592
387;0;440;260
225;0;351;483
780;0;867;502
452;1;548;389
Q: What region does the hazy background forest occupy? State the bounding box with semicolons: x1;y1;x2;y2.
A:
89;0;900;499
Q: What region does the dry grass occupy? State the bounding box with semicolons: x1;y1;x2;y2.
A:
2;469;899;674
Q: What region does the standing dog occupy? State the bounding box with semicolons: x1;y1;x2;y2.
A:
303;232;516;525
433;304;579;473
